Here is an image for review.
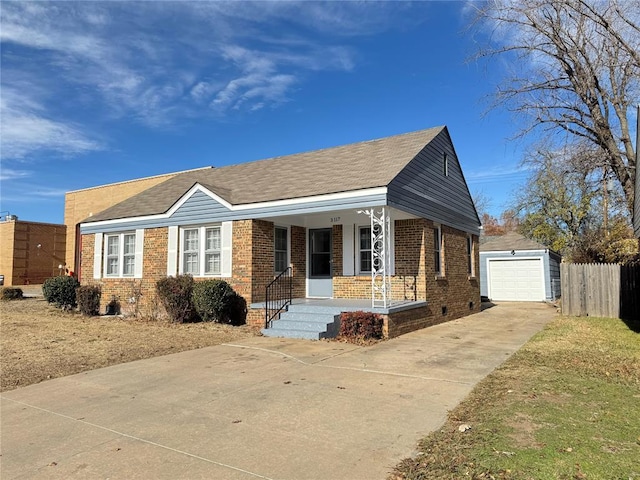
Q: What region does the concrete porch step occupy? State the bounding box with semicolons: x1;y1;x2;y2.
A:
261;307;340;340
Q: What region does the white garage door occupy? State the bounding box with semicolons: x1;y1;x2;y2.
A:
488;258;545;301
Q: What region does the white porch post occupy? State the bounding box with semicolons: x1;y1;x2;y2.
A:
359;207;391;308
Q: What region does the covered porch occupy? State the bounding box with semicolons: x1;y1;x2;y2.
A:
251;297;430;340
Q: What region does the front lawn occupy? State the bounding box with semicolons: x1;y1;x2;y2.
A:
391;315;640;479
0;298;257;392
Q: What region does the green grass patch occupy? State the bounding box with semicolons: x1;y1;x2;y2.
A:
391;316;640;480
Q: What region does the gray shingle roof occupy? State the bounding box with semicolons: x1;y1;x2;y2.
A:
84;126;445;223
480;232;549;252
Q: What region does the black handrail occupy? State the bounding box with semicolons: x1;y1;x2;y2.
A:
265;266;292;328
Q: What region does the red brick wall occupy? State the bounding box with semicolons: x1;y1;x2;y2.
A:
81;228;169;317
230;219;253;301
250;219;274;304
333;219;480;337
0;220;67;285
332;225;343;276
291;225;306;298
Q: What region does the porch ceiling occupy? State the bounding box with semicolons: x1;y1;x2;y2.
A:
262;206;419;227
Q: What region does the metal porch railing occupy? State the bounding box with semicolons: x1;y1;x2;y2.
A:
265;266;292;328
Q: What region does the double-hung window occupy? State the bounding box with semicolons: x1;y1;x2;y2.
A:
180;226;222;276
205;227;221;275
467;235;474;276
274;227;288;273
434;226;443;276
105;232;136;277
359;226;372;273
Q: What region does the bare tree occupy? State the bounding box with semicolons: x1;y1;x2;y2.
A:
514;142;600;257
475;0;639;214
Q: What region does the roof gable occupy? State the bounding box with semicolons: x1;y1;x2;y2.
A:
480;232;551;252
387;127;481;234
84;127;444;223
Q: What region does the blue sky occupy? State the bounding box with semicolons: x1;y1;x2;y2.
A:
0;1;532;225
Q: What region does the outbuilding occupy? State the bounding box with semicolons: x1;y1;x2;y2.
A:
480;232;561;302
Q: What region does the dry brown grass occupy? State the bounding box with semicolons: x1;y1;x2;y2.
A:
0;298;258;391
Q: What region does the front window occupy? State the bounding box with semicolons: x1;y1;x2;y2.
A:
183;228;200;275
274;227;288;273
467;235;474;276
105;232;136;277
359;226;372;273
180;225;222;276
123;233;136;276
205;227;221;274
434;226;443;275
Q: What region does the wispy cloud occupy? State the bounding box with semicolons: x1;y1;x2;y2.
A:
0;87;103;160
0;1;427;161
466;164;532;184
0;167;31;181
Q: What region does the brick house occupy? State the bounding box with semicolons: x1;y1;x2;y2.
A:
77;126;481;338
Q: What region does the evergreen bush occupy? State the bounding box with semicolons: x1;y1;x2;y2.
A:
1;287;23;300
76;285;101;316
42;276;80;309
156;275;195;323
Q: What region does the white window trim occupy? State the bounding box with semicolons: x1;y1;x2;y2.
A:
102;230;144;279
274;225;290;274
467;235;475;278
357;224;373;275
179;225;224;277
443;152;449;176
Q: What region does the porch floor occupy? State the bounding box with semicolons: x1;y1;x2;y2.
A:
251;297;427;315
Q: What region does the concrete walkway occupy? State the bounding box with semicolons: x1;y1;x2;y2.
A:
1;302;556;480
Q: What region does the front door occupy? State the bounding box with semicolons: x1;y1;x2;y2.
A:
308;228;332;297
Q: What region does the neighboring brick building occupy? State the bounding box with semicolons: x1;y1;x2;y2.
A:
77;126;482;338
0;216;66;286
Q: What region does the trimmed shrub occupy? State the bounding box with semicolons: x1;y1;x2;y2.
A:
193;280;231;322
192;280;247;325
339;311;384;342
225;292;247;326
76;285;101;316
156;274;195;323
42;276;80;309
1;287;23;300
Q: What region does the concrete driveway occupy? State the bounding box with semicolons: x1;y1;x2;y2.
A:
1;302;556;480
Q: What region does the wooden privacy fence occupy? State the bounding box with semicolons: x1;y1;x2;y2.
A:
561;263;640;320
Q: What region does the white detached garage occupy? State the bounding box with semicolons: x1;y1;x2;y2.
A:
480;232;561;302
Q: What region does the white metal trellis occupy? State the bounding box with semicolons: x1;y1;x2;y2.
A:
359;207;391;308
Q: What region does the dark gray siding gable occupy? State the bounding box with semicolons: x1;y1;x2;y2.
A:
388;127;480;235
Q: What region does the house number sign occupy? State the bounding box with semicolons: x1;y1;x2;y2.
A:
330;217;341;223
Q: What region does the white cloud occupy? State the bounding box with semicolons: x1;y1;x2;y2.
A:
0;88;102;160
0;1;427;156
0;168;31;181
466;164;531;184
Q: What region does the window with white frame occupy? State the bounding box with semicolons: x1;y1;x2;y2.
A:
359;226;372;273
467;235;474;276
434;225;444;276
443;152;449;176
180;225;222;276
358;224;382;274
274;226;288;273
105;232;136;277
